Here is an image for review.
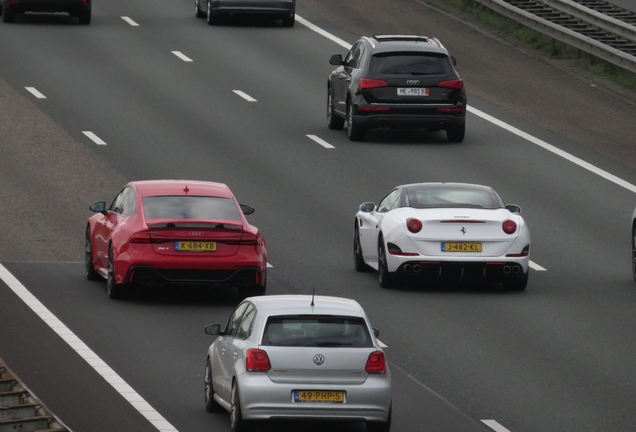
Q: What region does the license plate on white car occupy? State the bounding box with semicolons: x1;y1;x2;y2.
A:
398;88;429;96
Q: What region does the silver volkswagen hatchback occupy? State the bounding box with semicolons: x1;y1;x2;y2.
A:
203;295;392;432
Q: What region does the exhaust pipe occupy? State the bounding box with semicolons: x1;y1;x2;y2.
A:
413;264;421;273
403;264;412;273
503;266;511;274
512;265;521;274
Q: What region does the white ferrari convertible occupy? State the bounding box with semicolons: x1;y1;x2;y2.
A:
354;183;530;290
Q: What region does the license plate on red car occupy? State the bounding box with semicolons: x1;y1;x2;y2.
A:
293;390;344;403
398;88;429;96
175;241;216;251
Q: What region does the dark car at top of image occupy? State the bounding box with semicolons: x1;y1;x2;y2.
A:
327;34;466;142
195;0;295;27
0;0;91;23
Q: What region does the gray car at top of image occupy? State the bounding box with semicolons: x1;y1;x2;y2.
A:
203;294;392;432
195;0;295;27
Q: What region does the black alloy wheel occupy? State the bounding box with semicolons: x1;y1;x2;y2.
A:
2;6;14;22
347;102;365;141
77;9;90;24
378;240;393;289
354;225;367;272
204;359;224;412
206;1;220;25
107;247;126;299
195;0;205;17
446;124;465;143
85;227;101;281
327;88;345;130
281;14;294;27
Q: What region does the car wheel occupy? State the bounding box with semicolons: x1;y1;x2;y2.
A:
195;0;205;18
77;9;90;24
107;247;127;299
354;225;368;272
503;271;528;291
206;2;220;25
85;227;101;281
347;102;365;141
230;382;249;432
2;7;14;22
204;359;225;412
367;403;391;432
281;14;294;27
632;226;636;282
378;240;394;289
327;88;345;130
446;124;465;143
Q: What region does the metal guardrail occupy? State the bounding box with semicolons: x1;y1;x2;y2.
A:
473;0;636;74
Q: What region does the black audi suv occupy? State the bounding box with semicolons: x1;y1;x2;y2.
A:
328;34;466;142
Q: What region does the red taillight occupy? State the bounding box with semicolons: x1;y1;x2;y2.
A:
438;79;463;90
502;220;517;235
246;349;271;372
359;78;389;89
358;106;390;111
437;107;464;113
129;233;152;243
406;218;422;233
365;351;386;374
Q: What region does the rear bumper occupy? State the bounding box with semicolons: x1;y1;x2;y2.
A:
124;266;263;287
5;0;90;13
211;0;294;15
393;259;528;284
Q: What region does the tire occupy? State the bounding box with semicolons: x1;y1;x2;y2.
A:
195;0;205;18
206;2;220;25
204;359;225;412
632;226;636;282
107;247;127;299
347;102;365;141
378;240;394;289
281;14;294;27
238;282;266;301
230;382;249;432
2;7;14;23
78;10;90;24
327;88;345;130
85;227;101;281
503;271;528;291
367;404;392;432
446;124;465;143
354;225;368;272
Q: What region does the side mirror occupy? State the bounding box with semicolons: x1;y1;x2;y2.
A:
450;55;457;66
373;328;380;338
204;323;222;336
239;204;255;215
359;202;375;213
505;204;521;214
89;201;107;215
330;54;343;66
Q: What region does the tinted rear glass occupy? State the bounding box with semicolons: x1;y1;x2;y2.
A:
369;53;453;76
142;196;240;220
405;186;501;209
262;315;373;348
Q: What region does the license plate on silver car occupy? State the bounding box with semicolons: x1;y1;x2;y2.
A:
398;88;429;96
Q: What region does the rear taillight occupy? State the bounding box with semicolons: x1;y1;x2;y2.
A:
438;79;463;90
359;78;389;89
358;106;390;111
437;107;464;113
129;233;152;243
246;349;271;372
406;218;422;233
365;351;386;374
502;220;517;235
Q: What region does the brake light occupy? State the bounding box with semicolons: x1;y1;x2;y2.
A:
406;218;422;233
129;233;152;243
358;106;390;111
365;351;386;374
437;107;464;113
438;79;463;90
502;220;517;235
246;349;271;372
359;78;388;89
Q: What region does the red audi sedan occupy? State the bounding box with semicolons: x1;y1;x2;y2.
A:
85;180;267;300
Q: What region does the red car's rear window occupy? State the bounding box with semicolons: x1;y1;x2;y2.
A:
142;196;240;220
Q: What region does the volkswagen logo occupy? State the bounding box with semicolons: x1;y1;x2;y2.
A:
406;79;420;85
313;354;325;366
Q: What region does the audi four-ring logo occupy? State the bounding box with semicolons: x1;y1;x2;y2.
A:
313;354;325;366
406;80;420;85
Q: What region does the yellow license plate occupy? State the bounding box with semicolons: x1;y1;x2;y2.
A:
294;390;344;403
442;242;482;252
175;241;217;251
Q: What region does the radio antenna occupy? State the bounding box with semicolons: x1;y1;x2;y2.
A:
311;287;315;306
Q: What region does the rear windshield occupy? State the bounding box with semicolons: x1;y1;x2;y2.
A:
369;53;453;75
405;186;502;209
262;315;373;348
142;196;240;220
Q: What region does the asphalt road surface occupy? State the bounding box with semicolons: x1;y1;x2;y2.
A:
1;0;636;431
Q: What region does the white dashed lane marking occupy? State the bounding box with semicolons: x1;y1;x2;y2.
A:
25;87;46;99
171;51;193;62
121;16;139;26
233;90;257;102
482;420;512;432
529;261;546;271
307;134;335;149
83;131;106;145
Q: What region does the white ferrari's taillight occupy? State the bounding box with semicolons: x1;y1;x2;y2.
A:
406;218;422;233
502;220;517;235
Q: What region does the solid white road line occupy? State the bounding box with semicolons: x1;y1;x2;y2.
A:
307;134;335;148
25;87;46;99
82;131;106;145
482;419;512;432
171;51;193;62
0;264;179;432
297;15;636;196
121;16;139;26
529;260;546;271
233;90;257;102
